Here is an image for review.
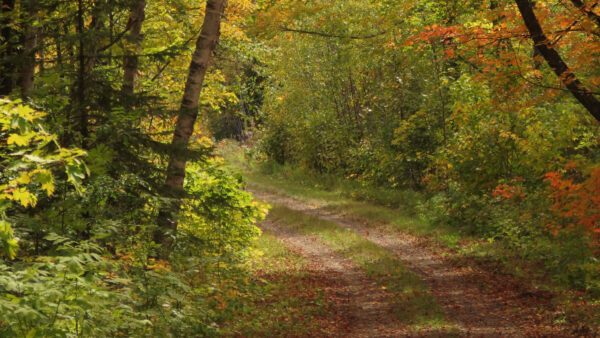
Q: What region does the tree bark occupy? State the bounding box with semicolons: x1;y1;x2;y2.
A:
0;0;16;95
515;0;600;122
74;0;104;147
76;0;88;144
155;0;226;250
122;0;145;98
19;0;40;98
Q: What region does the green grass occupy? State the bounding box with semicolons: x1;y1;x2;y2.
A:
267;205;456;333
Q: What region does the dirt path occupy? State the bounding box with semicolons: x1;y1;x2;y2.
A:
260;219;405;337
253;189;568;337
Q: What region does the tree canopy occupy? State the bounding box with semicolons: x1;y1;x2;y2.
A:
2;0;600;335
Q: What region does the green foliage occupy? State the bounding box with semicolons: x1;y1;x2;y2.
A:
0;0;276;336
0;221;17;261
0;152;267;336
0;100;87;259
251;0;600;295
179;160;266;259
0;236;136;337
0;101;267;336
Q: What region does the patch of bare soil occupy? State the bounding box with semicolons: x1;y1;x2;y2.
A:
253;189;576;337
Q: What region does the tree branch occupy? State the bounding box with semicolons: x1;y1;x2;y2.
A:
280;27;387;40
569;0;600;28
515;0;600;122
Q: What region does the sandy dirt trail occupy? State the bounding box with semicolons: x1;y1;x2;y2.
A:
260;219;405;337
253;189;568;337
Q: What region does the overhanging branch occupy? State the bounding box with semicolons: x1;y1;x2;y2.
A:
281;27;387;40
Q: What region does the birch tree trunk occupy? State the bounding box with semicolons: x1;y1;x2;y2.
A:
155;0;226;250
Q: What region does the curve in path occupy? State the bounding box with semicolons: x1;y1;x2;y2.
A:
253;189;566;337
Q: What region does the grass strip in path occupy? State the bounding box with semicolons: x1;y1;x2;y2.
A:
265;204;457;335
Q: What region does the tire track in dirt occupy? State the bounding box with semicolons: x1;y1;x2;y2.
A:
253;189;568;337
259;219;405;337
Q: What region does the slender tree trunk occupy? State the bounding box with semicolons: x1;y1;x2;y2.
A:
20;0;40;98
76;0;88;144
515;0;600;122
0;0;16;95
56;26;62;67
155;0;226;250
73;0;104;147
108;0;113;66
122;0;145;98
87;1;104;74
432;43;447;143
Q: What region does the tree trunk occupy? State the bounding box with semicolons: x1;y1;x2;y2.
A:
76;0;88;144
531;1;543;70
19;0;40;98
74;0;104;147
515;0;600;122
155;0;226;250
0;0;16;95
122;0;145;98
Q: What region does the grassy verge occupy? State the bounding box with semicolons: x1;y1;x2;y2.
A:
267;204;456;333
223;232;342;336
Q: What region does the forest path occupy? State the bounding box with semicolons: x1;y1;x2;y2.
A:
253;188;565;337
260;219;405;337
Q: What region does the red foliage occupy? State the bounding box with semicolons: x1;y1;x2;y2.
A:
544;166;600;248
492;180;525;200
